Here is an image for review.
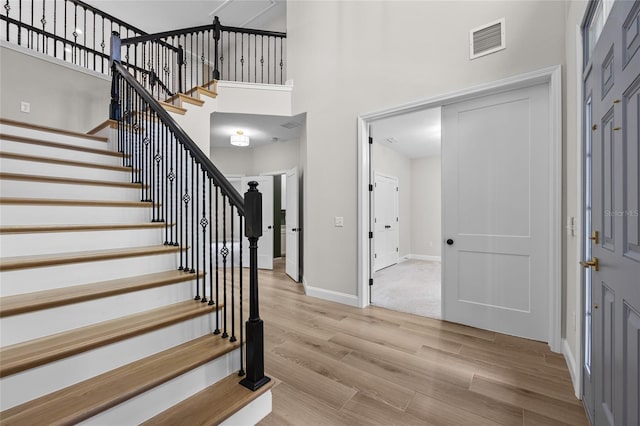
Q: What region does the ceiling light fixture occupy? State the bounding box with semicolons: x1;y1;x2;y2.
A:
230;130;250;147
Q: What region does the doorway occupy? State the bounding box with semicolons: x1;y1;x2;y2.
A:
358;67;562;349
369;107;442;319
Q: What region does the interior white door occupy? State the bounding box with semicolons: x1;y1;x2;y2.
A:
241;175;274;270
374;173;398;271
442;83;550;341
285;167;299;281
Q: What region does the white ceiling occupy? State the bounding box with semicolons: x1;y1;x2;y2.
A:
84;0;286;34
211;112;305;150
371;107;442;159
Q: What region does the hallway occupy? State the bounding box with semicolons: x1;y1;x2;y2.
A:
257;260;587;425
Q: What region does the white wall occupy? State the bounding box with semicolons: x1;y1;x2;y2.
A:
410;155;441;258
0;43;110;132
373;142;411;257
211;139;300;177
288;1;567;298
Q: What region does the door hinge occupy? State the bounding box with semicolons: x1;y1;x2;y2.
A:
369;184;373;191
374;253;377;258
369;231;373;238
396;187;399;191
369;136;373;144
396;247;399;252
369;278;374;286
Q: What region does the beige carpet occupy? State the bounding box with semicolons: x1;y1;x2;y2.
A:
371;259;441;319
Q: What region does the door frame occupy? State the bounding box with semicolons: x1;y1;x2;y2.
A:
356;65;563;352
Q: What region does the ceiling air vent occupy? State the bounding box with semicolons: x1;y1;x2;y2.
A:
470;18;505;60
280;121;302;129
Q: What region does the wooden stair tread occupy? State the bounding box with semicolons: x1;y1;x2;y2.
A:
0;118;108;143
0;269;199;317
0;197;152;207
195;86;218;99
87;119;118;135
143;372;273;425
0;172;142;189
0;245;180;272
0;134;122;157
0;222;169;234
177;93;205;107
159;101;187;115
0;151;132;172
0;334;238;425
0;300;221;378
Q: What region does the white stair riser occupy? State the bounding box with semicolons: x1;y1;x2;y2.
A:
0;204;153;225
0;253;181;296
0;125;110;151
0;139;122;166
0;227;167;257
81;347;240;426
0;157;131;182
221;391;272;426
0;180;143;201
0;313;225;410
1;281;203;346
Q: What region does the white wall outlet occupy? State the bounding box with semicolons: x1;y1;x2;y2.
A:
20;101;30;113
334;216;344;227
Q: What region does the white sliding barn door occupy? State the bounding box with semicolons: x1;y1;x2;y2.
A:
241;175;274;270
442;83;551;341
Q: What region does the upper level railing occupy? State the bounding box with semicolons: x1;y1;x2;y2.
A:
1;0;287;99
119;16;287;99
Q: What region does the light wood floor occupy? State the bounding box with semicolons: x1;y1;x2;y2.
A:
255;258;588;425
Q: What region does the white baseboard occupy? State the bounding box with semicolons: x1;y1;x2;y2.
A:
405;254;442;262
302;279;360;307
562;338;581;399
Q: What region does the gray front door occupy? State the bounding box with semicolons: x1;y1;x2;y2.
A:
582;1;640;425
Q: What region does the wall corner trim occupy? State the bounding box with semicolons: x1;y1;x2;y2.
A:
562;338;582;400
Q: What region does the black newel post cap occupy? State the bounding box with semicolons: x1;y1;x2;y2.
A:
244;181;262;239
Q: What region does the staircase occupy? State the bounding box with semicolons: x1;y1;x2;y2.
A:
0;118;273;424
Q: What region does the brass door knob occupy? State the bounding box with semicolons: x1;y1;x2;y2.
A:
589;230;599;244
580;257;599;271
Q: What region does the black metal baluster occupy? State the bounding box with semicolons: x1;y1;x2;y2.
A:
83;7;87;66
234;32;237;81
181;147;188;271
207;29;211;82
254;34;257;83
30;0;33;49
53;0;57;57
268;35;270;84
238;215;245;376
4;1;9;42
200;169;208;303
222;193;228;338
209;181;215;307
214;185;221;334
280;37;284;84
92;12;95;70
230;206;236;342
17;0;22;45
219;30;224;80
101;18;104;72
190;155;196;274
240;32;244;82
40;0;45;53
260;35;264;83
153;117;162;222
72;3;77;64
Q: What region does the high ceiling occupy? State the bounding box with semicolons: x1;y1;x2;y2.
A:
371;107;441;159
84;0;286;34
